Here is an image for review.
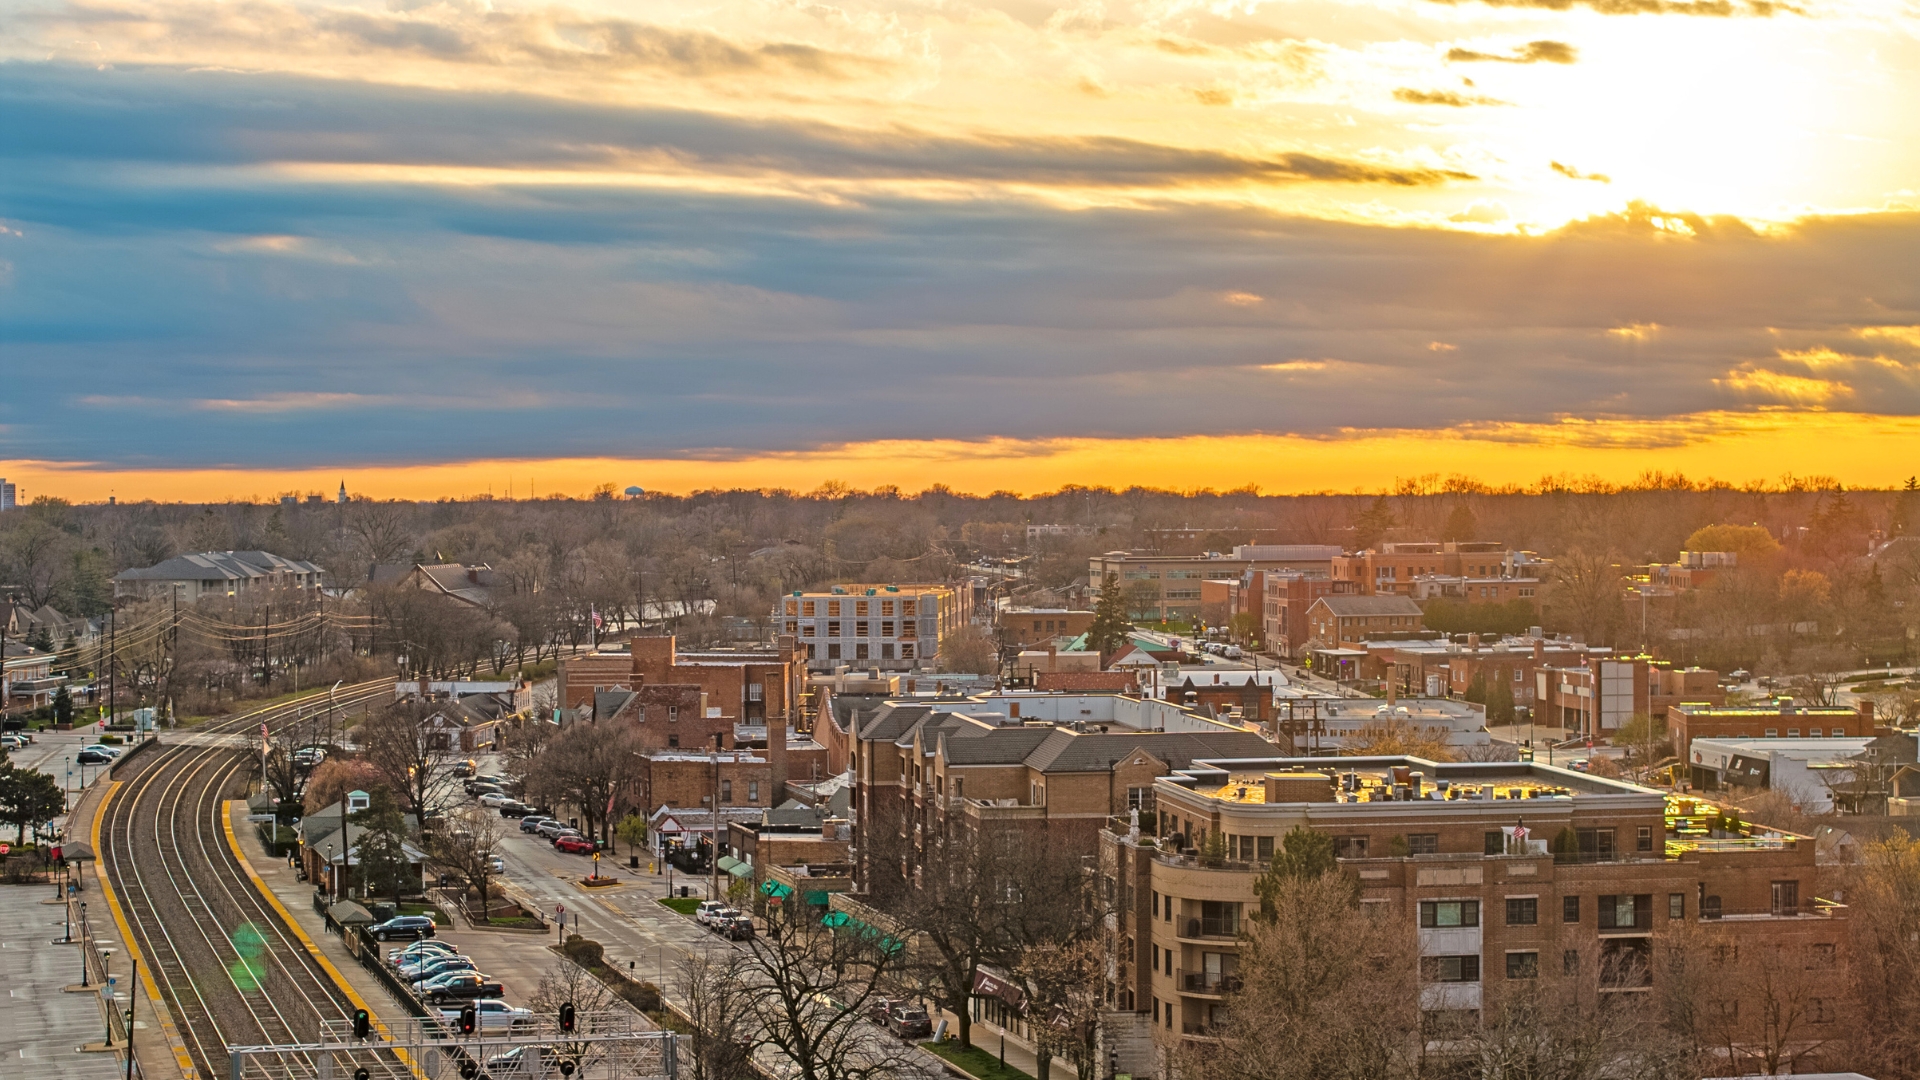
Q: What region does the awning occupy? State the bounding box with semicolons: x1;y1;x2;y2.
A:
761;879;793;898
821;910;905;955
727;861;752;879
716;855;741;874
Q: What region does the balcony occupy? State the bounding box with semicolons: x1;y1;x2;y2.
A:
1178;969;1242;997
1179;917;1240;941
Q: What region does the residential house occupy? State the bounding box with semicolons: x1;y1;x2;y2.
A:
113;550;326;602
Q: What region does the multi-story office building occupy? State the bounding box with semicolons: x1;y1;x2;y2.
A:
1100;755;1845;1078
1332;542;1546;598
1668;701;1873;758
775;583;971;672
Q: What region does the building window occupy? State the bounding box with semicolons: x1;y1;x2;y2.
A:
748;781;759;802
784;620;798;633
1257;835;1274;861
828;621;842;636
1772;881;1799;916
1809;943;1836;968
856;643;870;660
856;601;870;616
667;735;678;748
1419;900;1479;928
901;644;914;659
881;643;894;659
882;601;894;616
1563;950;1580;976
902;599;917;615
1637;826;1653;852
1564;896;1581;923
720;780;732;803
1669;893;1685;920
856;621;869;636
801;624;816;637
828;644;842;660
1787;728;1800;737
827;601;841;617
1484;831;1505;856
1335;836;1369;860
1506;897;1538;926
1506;952;1539;980
1808;728;1823;737
805;644;816;659
1408;833;1439;855
1598;894;1649;931
1809;998;1834;1024
668;706;678;721
1765;728;1778;737
881;621;895;636
802;601;816;616
1421;956;1480;982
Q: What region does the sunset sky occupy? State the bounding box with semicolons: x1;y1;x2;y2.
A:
3;0;1918;500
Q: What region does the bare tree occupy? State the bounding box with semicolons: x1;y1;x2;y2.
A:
1013;936;1105;1080
691;901;917;1080
357;701;465;820
428;805;506;922
675;947;756;1080
520;719;639;844
1841;834;1920;1077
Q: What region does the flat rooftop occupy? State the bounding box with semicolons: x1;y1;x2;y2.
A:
1164;756;1657;802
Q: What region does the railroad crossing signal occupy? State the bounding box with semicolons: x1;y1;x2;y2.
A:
559;1002;576;1033
459;1005;477;1035
353;1008;370;1039
353;1069;369;1080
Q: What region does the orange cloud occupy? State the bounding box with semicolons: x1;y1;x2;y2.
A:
9;410;1920;501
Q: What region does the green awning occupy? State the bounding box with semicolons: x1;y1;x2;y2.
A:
716;855;741;873
820;910;905;955
803;890;829;906
762;879;793;898
726;861;752;879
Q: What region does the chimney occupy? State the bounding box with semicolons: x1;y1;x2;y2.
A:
467;567;479;584
1532;639;1545;662
769;699;790;806
1467;633;1481;652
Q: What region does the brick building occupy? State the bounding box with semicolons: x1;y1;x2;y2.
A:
1090;547;1342;624
1306;595;1426;652
848;692;1272;892
1331;542;1545;598
1000;608;1096;649
1262;572;1359;658
1099;755;1846;1078
1669;701;1875;759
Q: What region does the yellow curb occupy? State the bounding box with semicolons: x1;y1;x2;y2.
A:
221;801;418;1074
91;780;201;1080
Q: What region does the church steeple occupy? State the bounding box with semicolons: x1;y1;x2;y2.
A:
337;480;348;504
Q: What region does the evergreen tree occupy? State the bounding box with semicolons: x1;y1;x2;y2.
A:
351;787;415;904
52;685;73;727
0;763;66;844
1087;571;1130;657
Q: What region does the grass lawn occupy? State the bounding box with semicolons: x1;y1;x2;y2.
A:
658;896;702;916
398;903;449;925
921;1040;1036;1080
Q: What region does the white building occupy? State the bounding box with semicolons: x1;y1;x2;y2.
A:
1688;737;1874;813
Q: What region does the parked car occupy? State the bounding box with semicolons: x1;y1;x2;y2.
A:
77;748;115;765
89;744;125;757
534;820;574;840
368;915;438;941
497;801;538;818
483;1044;568;1077
885;1003;933;1040
387;940;458;966
291;746;327;767
399;953;478;980
464;780;503;797
489;855;505;874
419;971;505;1004
478;792;512;808
704;907;742;932
1;734;27;751
433;999;532;1032
519;816;551;833
694;900;730;927
718;915;755;940
554;835;595;855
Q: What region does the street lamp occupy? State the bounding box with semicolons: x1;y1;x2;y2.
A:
324;843;335;902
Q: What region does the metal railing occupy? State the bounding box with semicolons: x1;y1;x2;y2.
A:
1178;969;1242;995
1182;917;1239;939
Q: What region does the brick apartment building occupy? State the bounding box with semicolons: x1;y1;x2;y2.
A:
1262;572;1359;658
1100;755;1846;1078
1306;595;1426;653
848;692;1272;892
776;583;972;672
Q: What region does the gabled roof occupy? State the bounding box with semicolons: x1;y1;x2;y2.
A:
114;550;325;583
1021;729;1273;773
940;728;1054;766
856;702;933;743
412;563;498;607
1310;595;1424;617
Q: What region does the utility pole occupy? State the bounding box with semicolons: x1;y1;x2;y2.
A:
262;603;270;688
107;605;115;728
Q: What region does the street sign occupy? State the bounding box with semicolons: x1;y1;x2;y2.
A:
592;852;600;862
246;813;277;823
555;903;565;916
0;843;9;855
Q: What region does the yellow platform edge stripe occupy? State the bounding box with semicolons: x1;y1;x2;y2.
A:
221;801;420;1074
91;780;203;1080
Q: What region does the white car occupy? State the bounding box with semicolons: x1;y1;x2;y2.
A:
1;735;27;751
694;900;729;926
478;792;512;808
434;999;533;1031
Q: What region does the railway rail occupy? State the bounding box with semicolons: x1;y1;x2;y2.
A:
97;682;399;1079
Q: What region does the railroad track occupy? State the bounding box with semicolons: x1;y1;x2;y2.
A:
98;681;398;1079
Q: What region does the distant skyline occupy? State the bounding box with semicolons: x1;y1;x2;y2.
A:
2;0;1916;497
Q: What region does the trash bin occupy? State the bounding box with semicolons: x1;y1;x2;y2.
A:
370;901;398;923
629;855;640;869
679;886;689;898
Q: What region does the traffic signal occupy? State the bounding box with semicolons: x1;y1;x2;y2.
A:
354;1070;370;1080
459;1061;479;1079
458;1005;477;1035
559;1062;576;1077
352;1008;370;1039
558;1001;576;1033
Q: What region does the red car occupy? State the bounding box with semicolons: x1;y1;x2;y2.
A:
555;835;595;854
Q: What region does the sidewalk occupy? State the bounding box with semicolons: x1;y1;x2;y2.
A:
927;1010;1074;1080
0;878;126;1080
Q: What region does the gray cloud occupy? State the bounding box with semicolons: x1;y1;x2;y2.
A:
0;64;1914;469
1394;88;1509;106
1447;40;1578;64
